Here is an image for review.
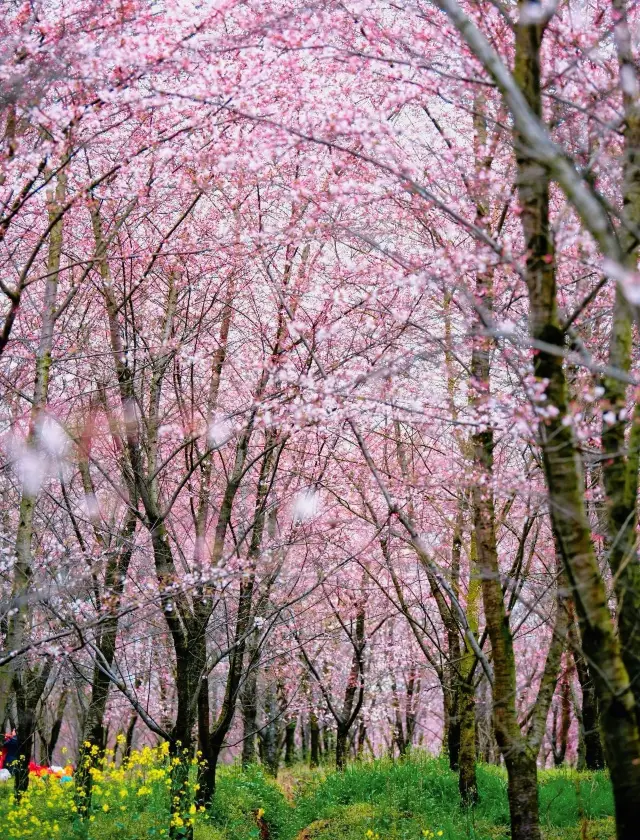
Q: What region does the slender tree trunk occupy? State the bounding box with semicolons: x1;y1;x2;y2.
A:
3;171;67;799
552;657;572;766
309;712;320;767
123;713;137;760
241;652;259;768
470;93;540;830
322;725;331;757
458;536;480;805
471;89;571;833
284;718;296;766
356;721;367;759
261;683;282;776
571;621;605;770
75;513;136;815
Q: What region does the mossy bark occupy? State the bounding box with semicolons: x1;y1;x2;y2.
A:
513;5;640;837
601;0;640;722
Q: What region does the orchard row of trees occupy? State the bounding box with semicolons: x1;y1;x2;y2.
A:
2;1;640;839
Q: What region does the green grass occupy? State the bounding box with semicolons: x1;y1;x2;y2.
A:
210;755;614;840
207;764;294;839
0;752;614;840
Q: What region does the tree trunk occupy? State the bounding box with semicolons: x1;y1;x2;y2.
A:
512;9;640;837
458;534;479;805
261;684;282;776
123;713;137;761
310;712;320;767
601;0;640;723
13;693;37;798
0;170;66;792
13;663;51;800
356;721;367;759
572;629;605;770
75;513;136;816
241;655;259;768
458;681;477;805
445;689;461;771
321;725;331;757
284;718;296;766
470;89;542;833
505;753;541;840
335;725;348;771
40;689;67;765
551;658;572;767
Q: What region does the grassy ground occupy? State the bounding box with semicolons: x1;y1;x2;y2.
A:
212;758;614;840
0;751;614;840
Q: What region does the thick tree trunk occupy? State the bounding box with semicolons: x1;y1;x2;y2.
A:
601;0;640;722
512;9;640;837
335;725;348;771
505;753;541;840
458;681;477;805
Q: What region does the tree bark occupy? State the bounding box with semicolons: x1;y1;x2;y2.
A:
571;620;605;770
241;650;259;768
284;718;297;767
335;724;349;771
600;0;640;722
309;712;320;767
2;170;66;799
511;8;640;837
260;682;282;776
458;537;480;805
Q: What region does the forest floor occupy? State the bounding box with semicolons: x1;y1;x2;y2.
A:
0;752;615;840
